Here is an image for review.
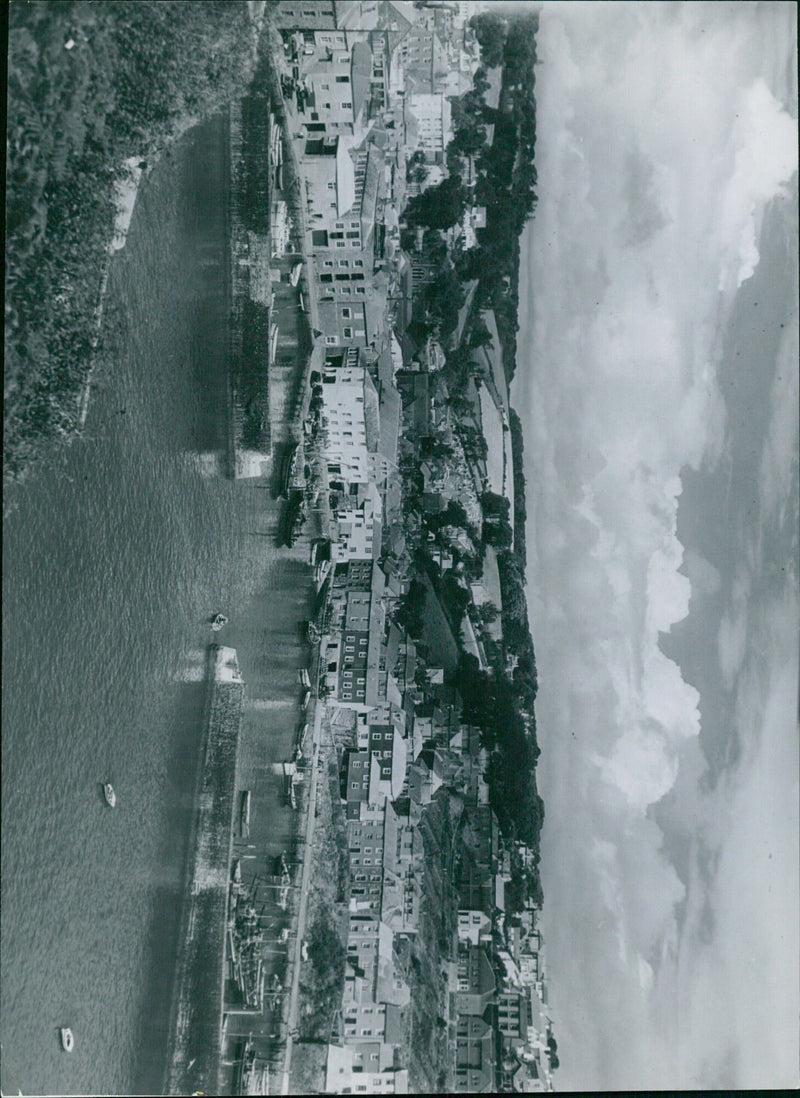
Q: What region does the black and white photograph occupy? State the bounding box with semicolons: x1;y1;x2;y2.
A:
2;1;798;1094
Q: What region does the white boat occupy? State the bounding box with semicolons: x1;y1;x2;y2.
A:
298;668;311;688
103;783;116;808
211;612;228;631
290;262;303;288
60;1027;74;1052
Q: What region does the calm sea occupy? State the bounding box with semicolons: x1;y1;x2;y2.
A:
1;115;272;1096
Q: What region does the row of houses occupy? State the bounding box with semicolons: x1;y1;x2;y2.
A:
271;2;552;1092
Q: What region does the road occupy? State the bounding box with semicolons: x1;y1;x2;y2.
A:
280;652;326;1095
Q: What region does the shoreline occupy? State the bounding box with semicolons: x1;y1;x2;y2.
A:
77;155;149;431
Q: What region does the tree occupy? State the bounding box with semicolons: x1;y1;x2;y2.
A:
405;174;467;230
424;266;465;338
397;578;427;638
478;600;499;625
468;315;493;351
469;11;506;68
473;66;490;97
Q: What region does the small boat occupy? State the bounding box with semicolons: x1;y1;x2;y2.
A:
103;783;116;808
301;689;311;710
280;443;299;499
211;613;228;631
298;668;311;689
60;1027;74;1052
290;261;303;287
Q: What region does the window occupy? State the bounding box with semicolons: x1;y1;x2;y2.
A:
341;307;351;319
355;286;365;296
343;327;353;338
349;221;359;230
336;241;346;248
354;259;364;268
326;335;336;345
346;230;360;239
324;259;334;267
342;102;352;109
336;75;350;83
338;259;349;267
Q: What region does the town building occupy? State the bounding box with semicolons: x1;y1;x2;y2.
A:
407;92;453;165
454;943;495;1017
453;1013;495;1093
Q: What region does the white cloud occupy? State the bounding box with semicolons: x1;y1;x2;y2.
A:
717;77;799;292
513;1;799;1089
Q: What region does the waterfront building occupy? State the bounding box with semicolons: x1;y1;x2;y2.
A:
273;0;337;31
321;362;378;487
302;134;356;234
295;32;375;137
325;559;385;711
333;480;383;562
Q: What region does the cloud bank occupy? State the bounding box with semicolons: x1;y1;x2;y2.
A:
513;1;798;1088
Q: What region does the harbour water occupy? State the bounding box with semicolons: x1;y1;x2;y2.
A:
1;115;302;1096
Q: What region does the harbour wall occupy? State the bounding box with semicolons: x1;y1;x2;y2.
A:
165;646;244;1096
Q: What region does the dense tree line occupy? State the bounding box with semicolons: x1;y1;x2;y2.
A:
509;409;528;563
5;1;254;480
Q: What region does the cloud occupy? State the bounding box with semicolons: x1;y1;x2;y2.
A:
718;77;800;292
512;1;799;1088
669;595;800;1088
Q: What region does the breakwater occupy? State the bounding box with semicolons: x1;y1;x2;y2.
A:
165;646;244;1096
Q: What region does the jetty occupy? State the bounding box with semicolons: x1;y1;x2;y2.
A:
165;646;245;1097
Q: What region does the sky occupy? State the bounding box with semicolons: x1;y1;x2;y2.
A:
512;2;799;1089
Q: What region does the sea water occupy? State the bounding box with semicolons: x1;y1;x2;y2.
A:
1;115;268;1097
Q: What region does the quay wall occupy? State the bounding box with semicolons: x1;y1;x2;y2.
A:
165;646;244;1096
